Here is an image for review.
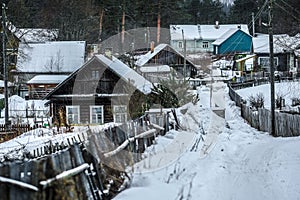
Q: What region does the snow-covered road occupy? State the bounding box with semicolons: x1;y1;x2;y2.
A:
115;83;300;200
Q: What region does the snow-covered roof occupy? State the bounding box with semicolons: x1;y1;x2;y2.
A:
135;44;169;67
139;65;171;73
95;55;153;94
135;43;188;67
16;29;58;43
170;24;249;41
27;75;68;85
16;41;86;73
235;54;256;63
253;33;300;55
212;28;251;46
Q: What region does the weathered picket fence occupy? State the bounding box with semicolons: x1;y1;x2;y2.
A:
0;124;33;143
228;83;300;137
0;111;172;199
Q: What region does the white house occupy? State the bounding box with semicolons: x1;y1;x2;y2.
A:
170;23;250;53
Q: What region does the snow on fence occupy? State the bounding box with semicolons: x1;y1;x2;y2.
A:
0;124;33;143
0;112;172;199
229;83;300;137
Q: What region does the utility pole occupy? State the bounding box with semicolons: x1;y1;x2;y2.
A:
182;29;186;78
2;3;9;129
252;12;255;37
268;0;276;136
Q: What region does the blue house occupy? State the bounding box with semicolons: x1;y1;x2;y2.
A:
212;28;252;55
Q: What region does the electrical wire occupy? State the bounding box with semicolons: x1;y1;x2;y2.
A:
274;1;300;22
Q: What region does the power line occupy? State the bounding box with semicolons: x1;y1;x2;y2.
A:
278;0;300;16
274;1;300;22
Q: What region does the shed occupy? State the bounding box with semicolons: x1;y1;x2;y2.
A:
27;75;68;99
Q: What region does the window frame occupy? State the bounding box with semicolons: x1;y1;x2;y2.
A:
202;41;209;49
113;105;127;123
90;105;104;124
258;57;279;70
66;105;80;125
178;41;183;48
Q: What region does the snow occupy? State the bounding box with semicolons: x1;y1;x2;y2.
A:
0;80;13;88
17;41;86;73
27;75;68;85
212;28;246;45
236;81;300;109
95;55;153;94
139;65;171;73
15;28;59;43
0;80;300;199
135;44;170;67
170;24;249;41
114;81;300;200
253;33;300;55
0;95;49;126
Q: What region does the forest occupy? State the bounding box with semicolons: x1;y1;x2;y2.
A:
3;0;300;44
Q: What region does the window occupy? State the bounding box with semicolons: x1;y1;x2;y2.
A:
113;105;127;123
66;106;80;124
90;106;104;124
91;70;99;80
178;41;183;48
202;41;209;49
258;57;278;71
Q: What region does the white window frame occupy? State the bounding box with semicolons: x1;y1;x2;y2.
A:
90;105;104;124
66;106;80;124
113;105;127;123
258;57;279;70
178;41;183;48
202;41;209;49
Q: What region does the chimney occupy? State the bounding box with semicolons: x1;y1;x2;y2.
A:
215;21;220;29
150;41;155;53
104;48;113;59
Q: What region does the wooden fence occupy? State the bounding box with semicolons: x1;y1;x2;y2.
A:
0;111;172;199
0;124;34;143
229;83;300;137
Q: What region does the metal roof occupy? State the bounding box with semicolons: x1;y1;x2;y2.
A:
27;75;68;85
17;41;86;73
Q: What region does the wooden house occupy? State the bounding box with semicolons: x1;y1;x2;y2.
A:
44;55;153;126
170;23;249;53
15;41;86;98
253;33;300;76
212;28;252;55
135;44;198;78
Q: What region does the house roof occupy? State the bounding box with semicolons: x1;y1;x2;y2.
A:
170;24;249;41
135;43;193;67
95;55;153;94
16;41;86;73
45;55;153;99
135;44;169;66
212;28;251;46
235;54;256;63
253;33;300;55
27;75;68;85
